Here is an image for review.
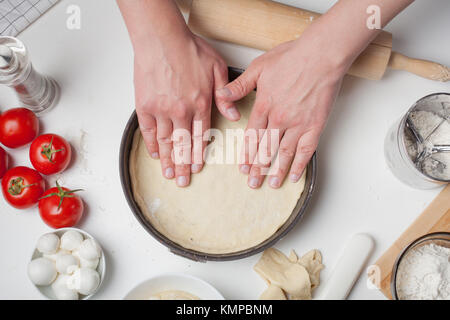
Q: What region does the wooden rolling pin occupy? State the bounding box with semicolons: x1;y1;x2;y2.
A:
176;0;450;82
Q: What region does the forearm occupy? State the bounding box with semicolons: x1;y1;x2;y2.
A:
117;0;190;51
313;0;414;68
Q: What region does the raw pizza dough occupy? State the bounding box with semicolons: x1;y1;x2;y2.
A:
255;248;324;300
254;248;312;299
129;92;306;254
260;284;286;300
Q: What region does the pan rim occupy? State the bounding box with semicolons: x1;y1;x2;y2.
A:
119;112;317;262
119;67;317;262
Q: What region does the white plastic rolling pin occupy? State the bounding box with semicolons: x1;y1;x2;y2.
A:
317;233;375;300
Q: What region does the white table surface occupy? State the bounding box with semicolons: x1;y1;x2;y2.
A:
0;0;448;300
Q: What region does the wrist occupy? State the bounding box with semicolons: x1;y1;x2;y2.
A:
132;26;193;54
296;14;376;75
118;0;192;54
292;22;355;76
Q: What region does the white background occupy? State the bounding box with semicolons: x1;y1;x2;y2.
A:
0;0;448;300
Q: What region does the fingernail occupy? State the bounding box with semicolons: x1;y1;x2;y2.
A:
249;177;259;188
269;177;280;188
151;152;159;159
177;176;188;187
226;107;240;120
191;164;201;173
290;174;300;182
165;167;174;179
216;87;232;97
240;165;250;174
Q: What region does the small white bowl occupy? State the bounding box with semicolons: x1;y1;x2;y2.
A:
124;273;225;300
30;227;106;300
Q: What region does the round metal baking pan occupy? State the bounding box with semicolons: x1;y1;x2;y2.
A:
119;67;317;262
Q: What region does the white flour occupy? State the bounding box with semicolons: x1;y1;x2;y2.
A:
396;243;450;300
406;110;450;180
409;110;445;140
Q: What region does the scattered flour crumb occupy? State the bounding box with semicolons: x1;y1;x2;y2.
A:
147;198;161;215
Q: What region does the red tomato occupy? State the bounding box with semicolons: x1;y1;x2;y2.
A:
0;147;7;179
0;108;39;148
30;134;72;175
39;182;83;228
1;166;45;209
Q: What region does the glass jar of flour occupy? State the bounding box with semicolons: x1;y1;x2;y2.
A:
385;93;450;189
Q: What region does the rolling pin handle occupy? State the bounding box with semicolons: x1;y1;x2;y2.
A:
388;52;450;82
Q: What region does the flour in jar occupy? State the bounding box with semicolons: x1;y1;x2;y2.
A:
396;243;450;300
405;110;450;180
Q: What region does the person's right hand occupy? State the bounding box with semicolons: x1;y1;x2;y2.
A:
134;31;237;187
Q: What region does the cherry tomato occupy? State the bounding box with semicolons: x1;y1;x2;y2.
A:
1;166;45;209
0;147;7;179
30;134;72;175
39;182;84;228
0;108;39;149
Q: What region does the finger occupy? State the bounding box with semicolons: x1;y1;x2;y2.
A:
137;112;159;159
289;129;321;183
215;63;260;120
248;122;283;189
172;117;193;187
239;96;269;175
267;129;300;189
156;117;175;180
213;65;241;122
191;107;211;174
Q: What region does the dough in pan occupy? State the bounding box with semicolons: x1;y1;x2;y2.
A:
129;92;306;254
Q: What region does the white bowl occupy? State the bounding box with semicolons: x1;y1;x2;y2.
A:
30;227;106;300
124;273;225;300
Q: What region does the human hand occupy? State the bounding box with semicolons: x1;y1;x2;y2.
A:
215;22;352;189
134;32;238;187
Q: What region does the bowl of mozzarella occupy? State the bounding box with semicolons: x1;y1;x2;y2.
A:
28;228;105;300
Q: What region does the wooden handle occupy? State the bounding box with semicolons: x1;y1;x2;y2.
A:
388;52;450;82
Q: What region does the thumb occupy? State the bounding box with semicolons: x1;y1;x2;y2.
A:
215;65;259;121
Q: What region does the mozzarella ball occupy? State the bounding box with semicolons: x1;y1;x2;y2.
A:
44;249;70;262
51;274;78;300
28;258;57;286
56;254;79;274
80;257;99;270
67;268;100;295
72;250;99;270
36;233;60;254
79;239;102;260
60;231;84;251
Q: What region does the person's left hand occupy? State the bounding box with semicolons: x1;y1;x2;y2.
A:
215;24;351;189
